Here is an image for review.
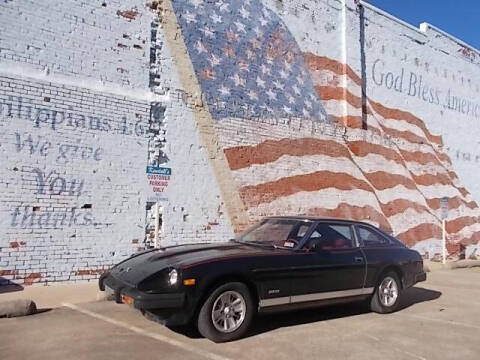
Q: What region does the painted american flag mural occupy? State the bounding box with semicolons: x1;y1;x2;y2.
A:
171;0;480;259
172;0;327;122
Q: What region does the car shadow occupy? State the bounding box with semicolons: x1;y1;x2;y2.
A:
0;277;24;294
248;301;371;337
165;286;441;340
247;286;442;338
396;286;442;311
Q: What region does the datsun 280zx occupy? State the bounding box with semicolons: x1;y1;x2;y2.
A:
99;216;426;342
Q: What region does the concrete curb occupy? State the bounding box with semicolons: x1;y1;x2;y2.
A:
450;260;480;269
0;282;100;309
0;299;37;318
424;259;480;272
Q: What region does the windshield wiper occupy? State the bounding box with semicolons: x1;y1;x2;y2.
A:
230;238;245;244
232;239;291;250
232;239;273;248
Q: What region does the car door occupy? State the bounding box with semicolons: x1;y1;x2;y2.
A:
354;224;397;290
252;220;314;306
290;222;367;303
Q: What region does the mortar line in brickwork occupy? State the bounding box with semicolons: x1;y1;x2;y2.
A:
159;0;249;231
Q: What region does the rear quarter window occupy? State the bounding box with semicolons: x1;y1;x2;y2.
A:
357;226;392;247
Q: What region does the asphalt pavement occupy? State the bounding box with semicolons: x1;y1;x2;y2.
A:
1;268;479;360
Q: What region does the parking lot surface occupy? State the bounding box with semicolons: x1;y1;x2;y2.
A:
1;268;479;360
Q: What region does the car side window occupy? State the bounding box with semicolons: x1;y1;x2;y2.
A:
304;223;354;250
283;224;312;248
296;224;311;238
357;226;389;247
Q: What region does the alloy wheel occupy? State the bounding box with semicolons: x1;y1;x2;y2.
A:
211;290;246;333
379;276;398;307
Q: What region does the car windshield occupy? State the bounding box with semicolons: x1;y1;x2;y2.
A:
236;218;312;248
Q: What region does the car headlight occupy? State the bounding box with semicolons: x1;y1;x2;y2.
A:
168;269;178;286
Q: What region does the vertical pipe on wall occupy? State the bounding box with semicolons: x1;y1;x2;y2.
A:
154;203;160;248
341;0;349;122
358;2;368;130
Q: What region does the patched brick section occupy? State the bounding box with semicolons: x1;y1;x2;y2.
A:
23;273;42;286
205;221;220;230
0;270;19;276
75;268;107;276
117;8;139;21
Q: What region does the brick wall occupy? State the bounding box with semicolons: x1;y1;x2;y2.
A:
0;75;152;283
0;0;158;284
0;0;152;88
0;0;235;284
156;0;480;259
1;0;480;284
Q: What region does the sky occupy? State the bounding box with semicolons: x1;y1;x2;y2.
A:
366;0;480;50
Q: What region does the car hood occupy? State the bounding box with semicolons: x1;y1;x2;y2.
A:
109;242;280;286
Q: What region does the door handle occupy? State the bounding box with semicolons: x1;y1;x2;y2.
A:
354;257;364;263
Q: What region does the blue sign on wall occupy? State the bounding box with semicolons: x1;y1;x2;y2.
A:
146;166;172;175
440;196;449;220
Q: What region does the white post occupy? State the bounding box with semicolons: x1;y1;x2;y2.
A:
442;218;446;265
154;203;160;248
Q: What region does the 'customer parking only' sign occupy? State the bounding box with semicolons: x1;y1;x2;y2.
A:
146;166;171;202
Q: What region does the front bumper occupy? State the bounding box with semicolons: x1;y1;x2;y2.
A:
414;271;427;283
99;272;185;311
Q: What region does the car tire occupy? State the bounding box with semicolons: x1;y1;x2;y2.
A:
370;271;401;314
197;282;254;342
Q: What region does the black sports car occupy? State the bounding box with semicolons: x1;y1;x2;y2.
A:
99;216;426;342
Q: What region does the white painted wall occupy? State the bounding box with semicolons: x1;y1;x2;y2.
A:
1;0;480;283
